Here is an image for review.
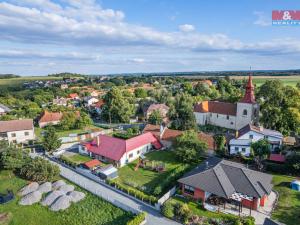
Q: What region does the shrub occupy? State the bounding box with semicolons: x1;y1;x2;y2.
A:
153;186;162;196
126;212;147;225
264;161;287;174
162;201;174;219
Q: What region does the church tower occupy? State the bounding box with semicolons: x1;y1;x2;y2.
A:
236;75;259;130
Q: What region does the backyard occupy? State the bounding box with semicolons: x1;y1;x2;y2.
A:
116;150;196;197
63;153;92;165
271;174;300;225
0;170;134;225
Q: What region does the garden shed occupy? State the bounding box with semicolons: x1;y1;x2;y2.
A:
291;180;300;191
95;164;118;180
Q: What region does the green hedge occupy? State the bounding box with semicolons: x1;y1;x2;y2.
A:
264;161;287;174
106;179;158;205
126;212;147;225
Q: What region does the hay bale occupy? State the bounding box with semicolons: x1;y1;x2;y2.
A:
58;184;74;194
52;180;66;189
50;195;71;211
38;182;52;194
41;190;64;206
19;182;39;196
19;191;42;205
67;191;85;203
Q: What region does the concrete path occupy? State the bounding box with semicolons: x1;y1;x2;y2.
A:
55;163;180;225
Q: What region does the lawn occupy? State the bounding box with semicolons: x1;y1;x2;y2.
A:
116;150;194;196
271;174;300;225
231;75;300;87
0;170;134;225
64;153;92;164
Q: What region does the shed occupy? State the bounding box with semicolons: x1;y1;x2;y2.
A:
95;164;118;180
82;159;101;170
269;154;285;163
291;180;300;191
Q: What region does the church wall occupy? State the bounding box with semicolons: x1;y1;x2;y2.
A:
194;112;207;125
207;113;236;130
236;103;256;130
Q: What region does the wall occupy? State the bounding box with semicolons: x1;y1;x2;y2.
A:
207;113;236;130
229;145;251;156
39;120;60;128
194;112;207;125
6;129;35;144
119;143;152;167
236;102;258;130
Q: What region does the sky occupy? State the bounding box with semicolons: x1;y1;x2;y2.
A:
0;0;300;76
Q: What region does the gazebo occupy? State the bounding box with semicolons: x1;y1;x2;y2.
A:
291;180;300;191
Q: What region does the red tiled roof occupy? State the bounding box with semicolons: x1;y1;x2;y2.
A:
269;154;285;163
198;132;215;150
0;119;33;132
39;111;63;123
161;129;183;141
83;159;101;169
85;133;162;161
194;101;237;116
93;99;105;108
240;75;256;104
68;93;79;99
143;124;161;138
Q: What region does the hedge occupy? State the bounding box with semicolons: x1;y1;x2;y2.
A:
58;156;77;168
264;161;287;174
126;212;147;225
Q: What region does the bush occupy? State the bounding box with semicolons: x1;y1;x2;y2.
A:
126;212;147;225
264;161;287;174
153;186;162;196
162;201;174;219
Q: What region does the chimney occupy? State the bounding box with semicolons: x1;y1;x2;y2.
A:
96;136;100;146
235;130;239;138
160;123;166;139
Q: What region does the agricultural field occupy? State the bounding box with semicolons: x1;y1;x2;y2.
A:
231;76;300;87
0;170;134;225
116;150;195;197
271;174;300;225
0;76;63;87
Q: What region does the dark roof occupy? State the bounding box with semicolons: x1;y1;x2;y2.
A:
263;218;285;225
0;104;11;112
194;101;237;116
238;124;283;139
178;157;273;199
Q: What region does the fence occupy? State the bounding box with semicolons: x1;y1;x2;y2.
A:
155;186;176;210
59;129;113;143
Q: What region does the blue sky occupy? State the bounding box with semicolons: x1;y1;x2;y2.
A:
0;0;299;75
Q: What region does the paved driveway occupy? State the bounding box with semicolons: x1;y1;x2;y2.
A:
55;163;180;225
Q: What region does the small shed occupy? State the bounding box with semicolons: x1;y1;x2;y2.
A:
82;159;101;170
269;154;286;163
95;164;118;180
291;180;300;191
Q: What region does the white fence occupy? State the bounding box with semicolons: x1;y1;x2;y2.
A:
155;186;176;210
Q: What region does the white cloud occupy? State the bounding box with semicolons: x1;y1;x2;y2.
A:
178;24;195;32
253;11;271;27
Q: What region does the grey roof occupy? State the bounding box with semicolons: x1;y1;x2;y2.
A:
0;103;11;112
178;157;273;199
239;124;283;139
263;218;285;225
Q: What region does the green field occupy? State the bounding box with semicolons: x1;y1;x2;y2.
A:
271;174;300;225
64;153;92;164
0;170;133;225
0;76;63;87
231;76;300;87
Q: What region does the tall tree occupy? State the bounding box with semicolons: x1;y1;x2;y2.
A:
148;109;163;125
168;93;196;130
102;87;135;123
251;139;271;170
42;126;62;154
0;146;29;171
214;134;227;156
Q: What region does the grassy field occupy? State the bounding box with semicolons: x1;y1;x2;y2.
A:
116;151;193;196
231;76;300;87
0;76;63;87
0;170;133;225
271;174;300;225
64;153;92;164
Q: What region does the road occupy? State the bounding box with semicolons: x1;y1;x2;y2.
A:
55;162;180;225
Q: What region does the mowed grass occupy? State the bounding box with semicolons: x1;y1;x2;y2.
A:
0;170;134;225
0;77;63;87
116;151;192;196
271;174;300;225
65;154;92;164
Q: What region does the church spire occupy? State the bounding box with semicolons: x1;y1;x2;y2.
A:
240;73;256;104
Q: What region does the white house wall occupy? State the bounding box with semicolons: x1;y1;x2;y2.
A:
120;143;152;167
5;129;35;143
230;145;251;156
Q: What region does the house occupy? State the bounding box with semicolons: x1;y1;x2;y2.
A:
79;132;162;167
0;104;11;115
142;124;215;152
38;111;63;128
0;119;35;144
53;97;68;106
144;103;169;121
60;84;68;89
90;99;105;115
263;218;285;225
194;75;259;130
178;157;273;211
68;93;80;100
84;96;99;106
229;124;283;156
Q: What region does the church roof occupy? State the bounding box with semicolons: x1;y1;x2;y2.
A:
194;101;237;116
240;75;256;104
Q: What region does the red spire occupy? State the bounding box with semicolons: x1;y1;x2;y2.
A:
240;75;256;104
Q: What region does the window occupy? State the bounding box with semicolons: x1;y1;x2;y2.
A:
235;147;239;151
184;185;195;195
249;135;253;139
226;115;229;120
11;133;16;138
24;132;29;136
243;109;247;116
129;153;133;158
242;148;246;152
137;150;140;155
217;114;219;118
12;140;17;144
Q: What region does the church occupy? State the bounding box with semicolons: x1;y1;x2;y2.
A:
194;76;259;131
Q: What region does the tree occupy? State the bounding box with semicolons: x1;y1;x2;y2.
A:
251;139;271;170
0;146;29;171
134;88;147;98
168;93;196;130
102;87;135;123
20;157;60;182
214;134;227;156
162;201;175;219
75;111;92;129
42;126;62;154
174;130;207;163
148;110;163;125
286;152;300;174
60;111;77;130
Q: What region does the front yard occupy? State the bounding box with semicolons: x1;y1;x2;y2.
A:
271;174;300;225
0;170;134;225
63;153;92;165
116;150;196;197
